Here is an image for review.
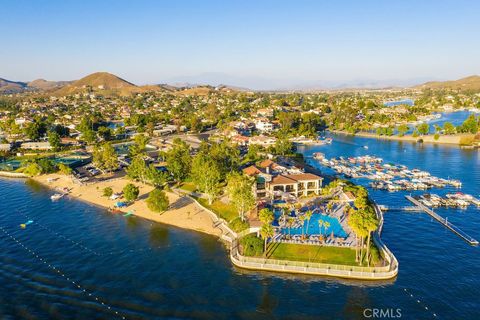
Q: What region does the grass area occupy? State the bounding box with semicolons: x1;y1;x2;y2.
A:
178;182;197;193
266;243;357;266
196;197;248;232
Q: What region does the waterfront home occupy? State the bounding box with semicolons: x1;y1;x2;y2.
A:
249;135;277;147
243;163;323;199
268;173;323;198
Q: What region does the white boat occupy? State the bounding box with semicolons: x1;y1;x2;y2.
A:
50;193;64;201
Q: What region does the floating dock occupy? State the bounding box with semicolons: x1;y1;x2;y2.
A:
405;195;479;246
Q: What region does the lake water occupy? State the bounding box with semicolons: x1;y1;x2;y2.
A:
1;134;479;319
384;99;414;107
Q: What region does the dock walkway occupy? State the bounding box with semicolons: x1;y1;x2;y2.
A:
405;195;479;246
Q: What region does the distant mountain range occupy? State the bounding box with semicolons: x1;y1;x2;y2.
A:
0;78;71;94
1;72;480;95
414;75;480;91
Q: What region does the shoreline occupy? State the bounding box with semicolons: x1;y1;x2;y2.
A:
30;173;223;238
331;130;475;146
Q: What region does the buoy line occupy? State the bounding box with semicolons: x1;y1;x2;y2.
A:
14;210;182;256
403;288;438;318
0;225;127;320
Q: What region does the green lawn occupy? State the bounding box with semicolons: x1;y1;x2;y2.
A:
197;197;237;222
266;243;358;266
196;197;249;232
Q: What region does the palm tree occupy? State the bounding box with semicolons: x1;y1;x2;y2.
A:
299;214;306;239
326;202;334;213
347;209;361;263
323;221;331;235
318;219;325;235
260;223;274;255
363;209;379;266
305;210;313;236
287;217;295;238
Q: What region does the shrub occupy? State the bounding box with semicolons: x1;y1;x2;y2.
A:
146;189;169;212
123;183;139;202
103;187;113;197
24;163;42;177
434;133;440;140
240;234;263;257
229;217;249;233
58;163;72;175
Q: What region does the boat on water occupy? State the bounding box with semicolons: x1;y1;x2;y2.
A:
313;152;325;160
50;193;65;201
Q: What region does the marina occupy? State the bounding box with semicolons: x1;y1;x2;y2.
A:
314;153;463;191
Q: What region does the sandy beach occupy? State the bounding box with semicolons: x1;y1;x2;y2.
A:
31;174;222;237
333;131;475;146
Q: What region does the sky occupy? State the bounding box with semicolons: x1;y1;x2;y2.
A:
2;0;480;89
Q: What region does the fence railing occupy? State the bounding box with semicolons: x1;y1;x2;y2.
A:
230;202;399;280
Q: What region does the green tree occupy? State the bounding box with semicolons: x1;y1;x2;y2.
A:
97;126;112;141
397;124;409;137
57;163;72;175
24;120;47;140
304;210;313;235
165;138;191;182
260;223;274;254
227;172;256;221
93;142;119;173
258;208;274;225
443;121;456;134
363;208;379;267
23;163;42;177
48;131;61;151
146;189;169;212
82;129;96;144
129;134;150;157
123;183;139;202
103;187;113;197
191;153;222;205
416;123;430;135
273;137;294;155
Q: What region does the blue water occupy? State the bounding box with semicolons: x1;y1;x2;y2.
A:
1;133;479;319
384;99;414;107
426;110;478;131
273;209;347;237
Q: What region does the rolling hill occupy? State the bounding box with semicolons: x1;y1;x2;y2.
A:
54;72;141;96
0;78;27;94
415;75;480;91
28;79;71;91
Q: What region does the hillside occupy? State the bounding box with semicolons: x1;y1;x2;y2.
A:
0;78;27;94
54;72;141;96
415;75;480;91
28;79;71;91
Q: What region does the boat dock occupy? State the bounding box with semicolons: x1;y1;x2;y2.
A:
405;195;479;246
379;205;422;212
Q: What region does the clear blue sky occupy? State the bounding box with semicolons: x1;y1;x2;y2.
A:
2;0;480;89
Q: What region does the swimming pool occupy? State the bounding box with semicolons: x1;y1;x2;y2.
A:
274;209;348;238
